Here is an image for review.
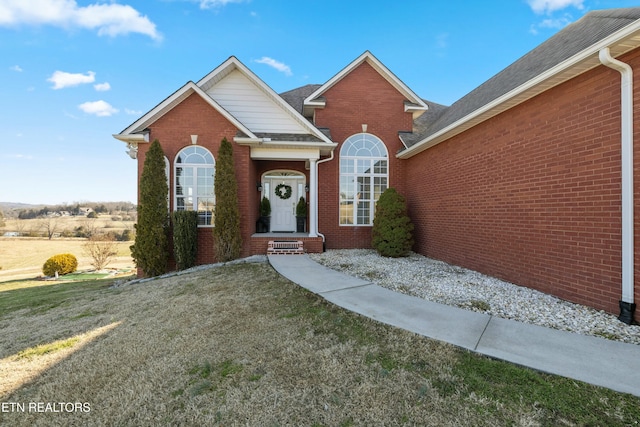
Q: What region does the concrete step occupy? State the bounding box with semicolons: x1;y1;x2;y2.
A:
267;240;304;255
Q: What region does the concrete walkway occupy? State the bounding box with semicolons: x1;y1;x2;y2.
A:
268;254;640;397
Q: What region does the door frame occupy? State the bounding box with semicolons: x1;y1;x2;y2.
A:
261;170;306;233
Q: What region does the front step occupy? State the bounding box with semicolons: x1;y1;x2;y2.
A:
267;240;304;255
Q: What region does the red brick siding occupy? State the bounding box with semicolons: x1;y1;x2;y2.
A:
136;93;258;265
314;61;414;249
405;49;640;314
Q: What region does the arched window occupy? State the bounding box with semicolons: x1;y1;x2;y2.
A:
174;146;215;226
339;133;388;225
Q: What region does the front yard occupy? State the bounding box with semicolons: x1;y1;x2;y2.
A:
1;261;639;426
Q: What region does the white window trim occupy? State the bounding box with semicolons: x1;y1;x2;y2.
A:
339;133;389;226
173;145;215;228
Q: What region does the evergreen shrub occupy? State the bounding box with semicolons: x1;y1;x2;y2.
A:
295;196;307;217
172;210;199;270
42;253;78;276
213;138;242;262
260;196;271;217
131;139;169;277
371;188;414;257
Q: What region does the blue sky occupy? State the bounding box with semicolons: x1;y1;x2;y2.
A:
1;0;638;206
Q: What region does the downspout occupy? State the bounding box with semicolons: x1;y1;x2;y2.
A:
313;150;335;249
599;47;636;324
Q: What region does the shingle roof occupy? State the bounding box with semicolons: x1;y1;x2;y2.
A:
407;8;640;146
280;84;322;115
399;100;448;147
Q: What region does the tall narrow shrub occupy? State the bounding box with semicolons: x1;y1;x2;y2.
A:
131;139;169;277
371;188;414;257
172;210;198;270
213;138;242;261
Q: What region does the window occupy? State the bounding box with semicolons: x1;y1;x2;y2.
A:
339;133;388;225
175;146;215;226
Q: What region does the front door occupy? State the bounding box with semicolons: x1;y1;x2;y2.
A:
270;179;298;232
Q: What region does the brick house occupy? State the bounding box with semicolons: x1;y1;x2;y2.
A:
115;8;640;319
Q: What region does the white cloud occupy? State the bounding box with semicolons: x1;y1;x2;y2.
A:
10;64;22;72
94;82;111;91
527;0;584;14
254;57;292;76
78;100;118;117
48;70;95;89
0;0;161;40
539;16;572;29
198;0;247;9
529;14;573;34
125;108;142;115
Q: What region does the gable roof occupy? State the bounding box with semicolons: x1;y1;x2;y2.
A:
115;80;256;143
197;57;331;143
398;7;640;158
303;51;428;117
114;57;332;146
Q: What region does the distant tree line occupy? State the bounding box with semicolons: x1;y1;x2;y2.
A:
13;202;136;220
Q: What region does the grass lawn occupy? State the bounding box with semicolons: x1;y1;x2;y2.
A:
0;238;134;282
1;262;639;426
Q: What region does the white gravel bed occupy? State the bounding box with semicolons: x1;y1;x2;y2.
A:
309;249;640;345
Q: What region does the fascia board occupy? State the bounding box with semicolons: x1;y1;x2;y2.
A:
113;133;148;144
116;81;257;139
195;56;238;89
117;83;191;135
200;56;333;144
397;19;640;160
234;137;338;155
303;51;427;110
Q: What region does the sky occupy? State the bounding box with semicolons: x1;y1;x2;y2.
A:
1;0;639;206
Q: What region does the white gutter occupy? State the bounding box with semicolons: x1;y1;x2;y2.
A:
599;47;635;322
312;150;336;243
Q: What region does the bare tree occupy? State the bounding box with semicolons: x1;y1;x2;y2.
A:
83;218;99;238
13;219;28;236
83;234;118;271
38;216;60;240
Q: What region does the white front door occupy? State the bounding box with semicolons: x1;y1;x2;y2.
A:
270;179;298;232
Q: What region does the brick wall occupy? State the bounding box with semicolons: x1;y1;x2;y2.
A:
405;49;640;314
136;93;257;265
314;61;413;249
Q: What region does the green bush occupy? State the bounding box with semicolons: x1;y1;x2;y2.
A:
42;253;78;277
295;196;307;217
131;139;170;277
213;138;242;262
371;188;414;257
172;210;198;270
119;229;134;242
260;196;271;216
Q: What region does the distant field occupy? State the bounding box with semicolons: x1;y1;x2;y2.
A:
0;238;134;282
2;215;134;237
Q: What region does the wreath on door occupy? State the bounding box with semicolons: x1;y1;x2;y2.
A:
275;183;292;200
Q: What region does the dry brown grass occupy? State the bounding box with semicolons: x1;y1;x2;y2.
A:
1;262;638;426
0;238;133;282
0;263;475;426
